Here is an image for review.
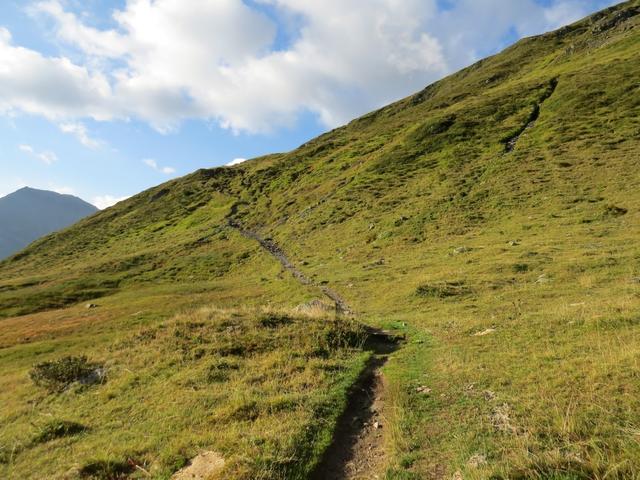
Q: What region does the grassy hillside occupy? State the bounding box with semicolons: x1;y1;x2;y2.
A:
2;1;640;478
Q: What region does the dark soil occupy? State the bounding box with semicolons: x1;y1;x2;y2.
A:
311;332;400;480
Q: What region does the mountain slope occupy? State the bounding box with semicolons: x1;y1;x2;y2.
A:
0;187;97;260
2;2;640;479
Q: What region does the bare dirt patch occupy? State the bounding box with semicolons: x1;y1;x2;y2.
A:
171;451;225;480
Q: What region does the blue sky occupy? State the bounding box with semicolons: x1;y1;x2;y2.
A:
0;0;618;208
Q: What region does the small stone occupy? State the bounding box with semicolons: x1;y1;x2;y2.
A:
373;421;381;429
483;390;497;401
416;386;432;395
86;303;98;309
508;240;520;246
473;328;496;337
491;403;517;433
468;453;488;468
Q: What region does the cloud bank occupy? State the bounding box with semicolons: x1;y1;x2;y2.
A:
0;0;616;134
92;194;129;209
143;158;176;174
19;144;58;164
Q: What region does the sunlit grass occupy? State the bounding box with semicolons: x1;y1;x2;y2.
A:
1;2;640;479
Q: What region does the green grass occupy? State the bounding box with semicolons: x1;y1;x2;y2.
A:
1;1;640;478
0;306;369;479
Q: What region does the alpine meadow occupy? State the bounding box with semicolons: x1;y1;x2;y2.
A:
2;1;640;479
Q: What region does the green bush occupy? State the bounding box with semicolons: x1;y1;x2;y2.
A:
30;356;103;392
321;319;368;351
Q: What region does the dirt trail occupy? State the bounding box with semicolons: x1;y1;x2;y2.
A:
227;204;399;479
311;332;399;480
504;78;558;153
227;206;352;314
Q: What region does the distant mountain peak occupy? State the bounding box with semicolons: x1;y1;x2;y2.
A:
0;187;97;260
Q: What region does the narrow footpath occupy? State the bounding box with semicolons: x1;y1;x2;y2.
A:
227;205;399;479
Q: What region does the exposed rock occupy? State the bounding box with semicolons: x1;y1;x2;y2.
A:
172;451;225;480
592;7;640;33
85;303;98;309
473;328;496;337
535;274;550;284
79;367;107;386
491;403;517;434
483;390;497;401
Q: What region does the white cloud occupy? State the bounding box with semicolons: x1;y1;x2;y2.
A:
92;194;128;209
51;185;75;195
0;27;114;121
143;158;176;175
0;0;617;134
59;122;102;148
226;157;247;166
18;143;58;164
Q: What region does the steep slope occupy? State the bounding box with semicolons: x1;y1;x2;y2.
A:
0;187;98;260
2;2;640;479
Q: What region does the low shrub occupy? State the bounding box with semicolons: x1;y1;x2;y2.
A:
33;420;88;444
320;319;368;351
416;281;470;298
513;263;530;273
259;313;292;328
78;459;134;479
30;356;103;392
